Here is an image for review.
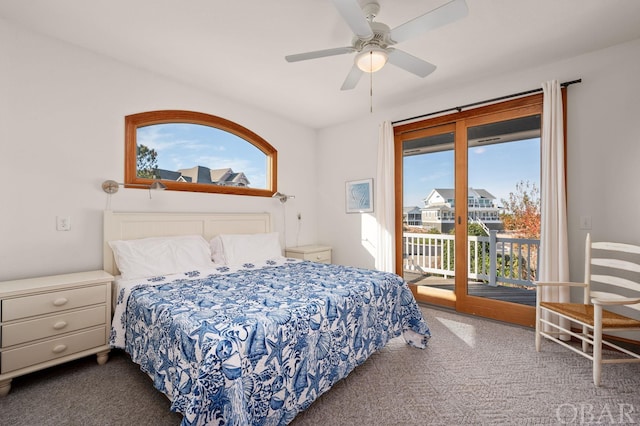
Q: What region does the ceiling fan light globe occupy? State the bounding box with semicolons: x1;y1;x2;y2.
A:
355;48;388;73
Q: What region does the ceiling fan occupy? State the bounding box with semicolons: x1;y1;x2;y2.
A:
285;0;468;90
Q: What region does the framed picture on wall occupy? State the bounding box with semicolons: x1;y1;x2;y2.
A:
345;178;373;213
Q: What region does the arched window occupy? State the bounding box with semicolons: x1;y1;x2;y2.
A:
125;110;277;197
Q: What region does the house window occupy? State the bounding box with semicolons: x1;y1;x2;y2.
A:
125;110;277;197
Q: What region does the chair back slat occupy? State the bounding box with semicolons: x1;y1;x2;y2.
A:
592;258;640;275
592;241;640;255
590;274;640;293
587;235;640;307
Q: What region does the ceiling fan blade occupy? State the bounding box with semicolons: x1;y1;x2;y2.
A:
285;46;355;63
340;65;364;90
387;49;436;78
331;0;374;39
390;0;468;43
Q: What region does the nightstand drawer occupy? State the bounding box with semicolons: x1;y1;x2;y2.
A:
303;250;331;263
1;326;107;374
1;305;107;347
286;245;332;264
1;285;107;322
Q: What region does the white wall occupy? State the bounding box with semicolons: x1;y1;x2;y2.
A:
2;14;639;288
317;37;640;286
0;18;318;281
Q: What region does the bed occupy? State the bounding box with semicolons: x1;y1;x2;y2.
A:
104;211;430;426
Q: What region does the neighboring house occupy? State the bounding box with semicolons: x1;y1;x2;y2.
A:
419;188;503;233
156;169;192;183
207;168;250;187
403;206;423;227
156;166;250;187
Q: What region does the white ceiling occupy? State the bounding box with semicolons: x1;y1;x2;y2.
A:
2;0;640;129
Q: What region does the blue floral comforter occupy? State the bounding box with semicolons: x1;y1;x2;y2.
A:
110;258;430;425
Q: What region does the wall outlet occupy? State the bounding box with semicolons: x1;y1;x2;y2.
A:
579;215;591;230
56;216;71;231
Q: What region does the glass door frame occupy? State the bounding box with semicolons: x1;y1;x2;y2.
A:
395;94;553;327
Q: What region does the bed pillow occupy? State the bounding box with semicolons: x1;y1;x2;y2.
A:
217;232;282;265
209;235;227;264
109;235;213;280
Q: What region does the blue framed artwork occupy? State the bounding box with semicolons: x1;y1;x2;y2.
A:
345;178;373;213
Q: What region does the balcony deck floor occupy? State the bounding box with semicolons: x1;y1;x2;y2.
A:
404;272;536;306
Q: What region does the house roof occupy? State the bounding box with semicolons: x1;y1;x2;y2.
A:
209;168;231;182
422;189;454;204
179;166;214;185
156;169;191;183
470;188;496;200
424;188;496;205
157;166;250;186
1;1;639;129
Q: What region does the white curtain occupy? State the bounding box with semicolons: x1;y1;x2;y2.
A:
539;80;570;331
375;121;395;273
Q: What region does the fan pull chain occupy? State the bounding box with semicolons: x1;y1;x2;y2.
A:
369;51;374;113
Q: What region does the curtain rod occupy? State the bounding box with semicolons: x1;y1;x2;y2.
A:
392;78;582;126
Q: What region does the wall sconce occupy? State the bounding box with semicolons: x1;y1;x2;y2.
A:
101;179;167;199
272;191;295;204
272;191;295;248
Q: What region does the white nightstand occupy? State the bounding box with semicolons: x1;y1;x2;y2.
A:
0;270;113;396
285;245;332;264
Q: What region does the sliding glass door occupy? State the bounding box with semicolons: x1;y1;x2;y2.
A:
395;95;544;326
401;124;457;308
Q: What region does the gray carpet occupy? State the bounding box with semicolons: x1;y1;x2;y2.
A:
2;306;640;425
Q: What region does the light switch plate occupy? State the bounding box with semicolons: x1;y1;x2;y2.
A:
56;216;71;231
579;215;591;230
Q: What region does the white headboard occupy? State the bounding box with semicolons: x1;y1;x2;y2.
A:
103;211;271;275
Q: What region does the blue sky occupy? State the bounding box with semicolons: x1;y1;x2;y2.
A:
137;123;267;188
403;138;540;207
137;123;538;203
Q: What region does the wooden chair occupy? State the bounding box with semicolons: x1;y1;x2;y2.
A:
535;233;640;385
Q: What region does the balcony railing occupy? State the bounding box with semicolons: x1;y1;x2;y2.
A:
403;230;539;287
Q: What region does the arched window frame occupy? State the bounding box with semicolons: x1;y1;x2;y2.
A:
125;110;278;197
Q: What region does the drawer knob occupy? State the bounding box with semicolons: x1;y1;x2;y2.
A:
53;297;68;307
53;321;68;330
52;344;67;354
